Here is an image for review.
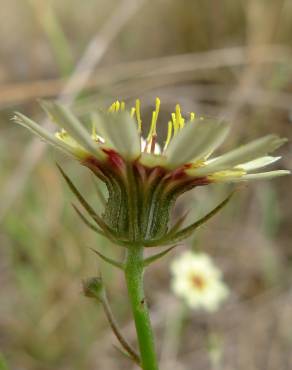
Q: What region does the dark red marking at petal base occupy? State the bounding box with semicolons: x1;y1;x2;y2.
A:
83;155;101;169
171;168;187;180
102;149;125;170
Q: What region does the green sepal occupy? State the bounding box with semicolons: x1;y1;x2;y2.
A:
166;211;189;237
92;177;106;206
91;248;124;270
145;191;234;247
103;172;129;236
57;164;125;244
73;204;128;247
143;246;176;267
72;203;106;236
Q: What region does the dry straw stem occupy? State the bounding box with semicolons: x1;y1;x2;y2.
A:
0;0;145;223
0;44;291;108
224;0;286;125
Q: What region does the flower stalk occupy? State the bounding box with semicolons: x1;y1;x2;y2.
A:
125;246;159;370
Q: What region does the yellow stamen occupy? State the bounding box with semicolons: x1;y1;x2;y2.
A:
147;97;160;141
115;100;120;112
163;121;173;151
120;101;125;111
172;112;179;136
190;112;195;121
135;99;142;133
175;104;185;128
108;102;115;112
130;107;136;118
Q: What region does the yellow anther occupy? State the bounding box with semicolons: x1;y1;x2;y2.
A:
175;104;185;128
171;112;179;136
130;107;136;118
147;97;160;141
163;121;173;151
190;112;196;121
115;100;120;112
135;99;142;133
120;101;125;111
108;102;115;112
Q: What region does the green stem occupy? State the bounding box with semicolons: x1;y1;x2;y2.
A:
125;246;159;370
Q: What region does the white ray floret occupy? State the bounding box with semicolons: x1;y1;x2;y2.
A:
202;135;286;171
95;111;141;160
171;251;229;312
41;102;106;160
13;113;84;158
13;98;290;184
235;156;281;171
229;170;290;182
164;118;230;169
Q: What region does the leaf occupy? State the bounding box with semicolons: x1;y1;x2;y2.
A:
72;204;106;236
166;211;189;237
143;246;176;266
113;344;141;367
91;248;124;270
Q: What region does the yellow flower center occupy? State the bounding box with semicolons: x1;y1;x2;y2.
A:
190;274;206;291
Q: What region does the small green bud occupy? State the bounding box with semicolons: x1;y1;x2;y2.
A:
83;277;104;300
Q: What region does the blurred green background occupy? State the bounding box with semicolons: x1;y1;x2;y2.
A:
0;0;291;369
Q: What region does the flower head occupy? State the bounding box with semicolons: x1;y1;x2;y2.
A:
171;251;229;312
13;99;289;247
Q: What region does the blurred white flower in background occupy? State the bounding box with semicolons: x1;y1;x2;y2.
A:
171;251;229;312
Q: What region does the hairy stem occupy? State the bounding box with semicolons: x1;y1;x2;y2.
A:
125;246;159;370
